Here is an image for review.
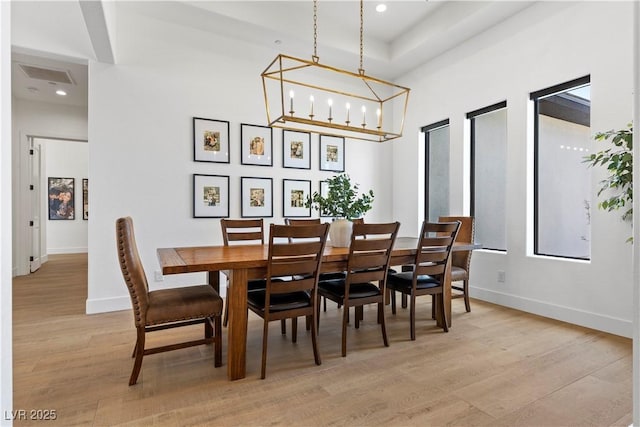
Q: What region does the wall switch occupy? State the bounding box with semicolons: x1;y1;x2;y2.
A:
497;270;506;283
154;271;164;282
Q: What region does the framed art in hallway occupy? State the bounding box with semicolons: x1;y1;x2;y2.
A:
193;174;230;218
193;117;230;163
283;129;311;169
48;177;75;220
82;178;88;220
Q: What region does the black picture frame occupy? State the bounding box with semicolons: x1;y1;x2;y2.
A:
283;179;311;218
193;174;230;218
241;176;273;217
82;178;88;220
241;123;273;166
193;117;230;163
319;134;345;172
48;177;75;220
282;129;311;169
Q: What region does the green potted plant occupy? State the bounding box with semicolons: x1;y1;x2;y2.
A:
306;173;374;246
583;122;632;241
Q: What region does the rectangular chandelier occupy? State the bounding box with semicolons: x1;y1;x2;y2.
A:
261;54;410;142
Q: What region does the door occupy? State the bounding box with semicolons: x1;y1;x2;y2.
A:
29;138;42;272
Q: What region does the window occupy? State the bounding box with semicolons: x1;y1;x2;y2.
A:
532;76;591;260
422;120;450;221
468;102;507;251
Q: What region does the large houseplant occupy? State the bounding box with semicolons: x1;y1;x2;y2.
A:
583;122;633;241
306;173;374;246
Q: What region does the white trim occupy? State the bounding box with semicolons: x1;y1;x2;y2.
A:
47;247;88;255
85;296;131;314
471;286;632;338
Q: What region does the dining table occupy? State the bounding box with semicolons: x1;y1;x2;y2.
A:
157;237;480;381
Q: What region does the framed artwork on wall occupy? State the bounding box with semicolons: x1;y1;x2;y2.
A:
241;123;273;166
193;117;230;163
48;177;75;220
283;179;311;218
319;134;345;172
82;178;88;220
193;174;230;218
282;129;311;169
241;176;273;217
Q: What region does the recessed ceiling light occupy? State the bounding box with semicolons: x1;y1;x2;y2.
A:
55;90;67;96
376;4;387;13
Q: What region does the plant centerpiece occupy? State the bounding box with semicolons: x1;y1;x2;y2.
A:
583;122;633;241
306;173;374;246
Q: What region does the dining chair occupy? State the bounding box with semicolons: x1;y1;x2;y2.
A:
247;222;330;379
220;218;267;327
439;216;475;312
116;217;223;385
318;221;400;357
387;220;460;340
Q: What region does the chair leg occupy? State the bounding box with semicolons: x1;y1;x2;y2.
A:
463;280;471;312
341;304;349;357
281;319;286;335
401;293;408;309
431;294;436;319
214;316;222;367
378;302;389;347
409;294;416;341
129;327;145;386
323;296;327;312
305;315;312;331
390;289;397;315
223;292;230;327
355;306;362;329
311;313;321;366
260;319;269;379
292;317;298;343
438;292;449;333
205;316;213;339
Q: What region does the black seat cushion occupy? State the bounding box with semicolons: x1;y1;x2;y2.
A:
247;278;267;291
387;271;441;292
319;279;381;300
247;290;311;312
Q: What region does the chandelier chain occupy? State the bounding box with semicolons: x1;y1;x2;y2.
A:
359;0;364;75
312;0;319;62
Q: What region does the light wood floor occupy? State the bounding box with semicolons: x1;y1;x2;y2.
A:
13;254;632;426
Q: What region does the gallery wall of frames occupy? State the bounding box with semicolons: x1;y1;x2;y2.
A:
192;117;345;219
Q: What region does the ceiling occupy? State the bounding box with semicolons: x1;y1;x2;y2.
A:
11;0;536;108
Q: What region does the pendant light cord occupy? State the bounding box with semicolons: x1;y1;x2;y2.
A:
312;0;319;63
359;0;365;75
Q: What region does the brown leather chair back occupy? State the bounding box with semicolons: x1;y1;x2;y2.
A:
438;216;474;271
116;217;150;327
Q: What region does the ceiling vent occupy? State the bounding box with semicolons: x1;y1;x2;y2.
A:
18;64;75;85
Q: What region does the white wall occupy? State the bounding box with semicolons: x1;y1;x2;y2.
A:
394;1;634;337
86;3;393;313
11;99;87;275
41;138;88;254
1;1;13;423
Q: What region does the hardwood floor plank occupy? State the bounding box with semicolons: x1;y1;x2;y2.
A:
12;254;632;426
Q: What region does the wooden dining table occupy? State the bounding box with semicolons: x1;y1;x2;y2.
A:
157;237;479;381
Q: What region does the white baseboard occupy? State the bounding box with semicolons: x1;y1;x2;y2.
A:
471;286;632;339
86;295;131;314
47;247;88;255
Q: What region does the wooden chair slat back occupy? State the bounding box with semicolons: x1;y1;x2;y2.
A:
414;221;459;279
438;216;474;270
221;218;264;245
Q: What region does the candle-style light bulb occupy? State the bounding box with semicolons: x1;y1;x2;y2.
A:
328;98;333;122
289;90;295;115
376;108;381;129
309;95;315;119
345;102;351;125
361;105;366;128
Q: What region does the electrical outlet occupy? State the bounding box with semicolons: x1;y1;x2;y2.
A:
497;270;506;283
154;271;164;282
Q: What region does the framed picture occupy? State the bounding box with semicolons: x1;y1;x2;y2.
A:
82;178;88;220
241;123;273;166
193;117;230;163
319;134;345;172
48;177;75;220
241;177;273;217
193;174;230;218
319;180;331;217
283;179;311;218
282;130;311;169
